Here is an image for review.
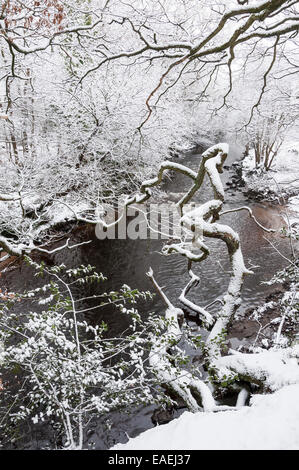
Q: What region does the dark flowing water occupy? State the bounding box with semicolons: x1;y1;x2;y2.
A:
1;141;293;449
55;143;291;332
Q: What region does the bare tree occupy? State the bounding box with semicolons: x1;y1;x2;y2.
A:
0;0;298;261
120;143;298;410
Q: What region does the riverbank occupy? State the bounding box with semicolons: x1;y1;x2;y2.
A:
0;141;297;450
112;383;299;450
229;271;298;352
243;141;298;200
111;264;299;451
236;140;298;201
228;140;299;223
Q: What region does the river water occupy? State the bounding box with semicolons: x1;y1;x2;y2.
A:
54;142;291;332
1;141;293;449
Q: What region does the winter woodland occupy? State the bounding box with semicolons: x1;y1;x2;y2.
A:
0;0;298;451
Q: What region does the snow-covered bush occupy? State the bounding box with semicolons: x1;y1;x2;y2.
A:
0;257;179;449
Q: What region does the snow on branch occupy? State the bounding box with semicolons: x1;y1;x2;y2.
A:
214;346;299;392
179;270;214;327
147;268;216;412
219;206;276;233
139;143;260;409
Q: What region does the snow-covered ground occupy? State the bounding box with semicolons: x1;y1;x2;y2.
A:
288;194;299;230
241;140;299;238
242;140;299;202
112;384;299;450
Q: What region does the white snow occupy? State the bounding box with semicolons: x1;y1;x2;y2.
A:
214;347;299;392
112;384;299;450
272;141;299;194
287;194;299;230
241;140;299;202
288;195;299;213
242;149;256;173
202;142;229;158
